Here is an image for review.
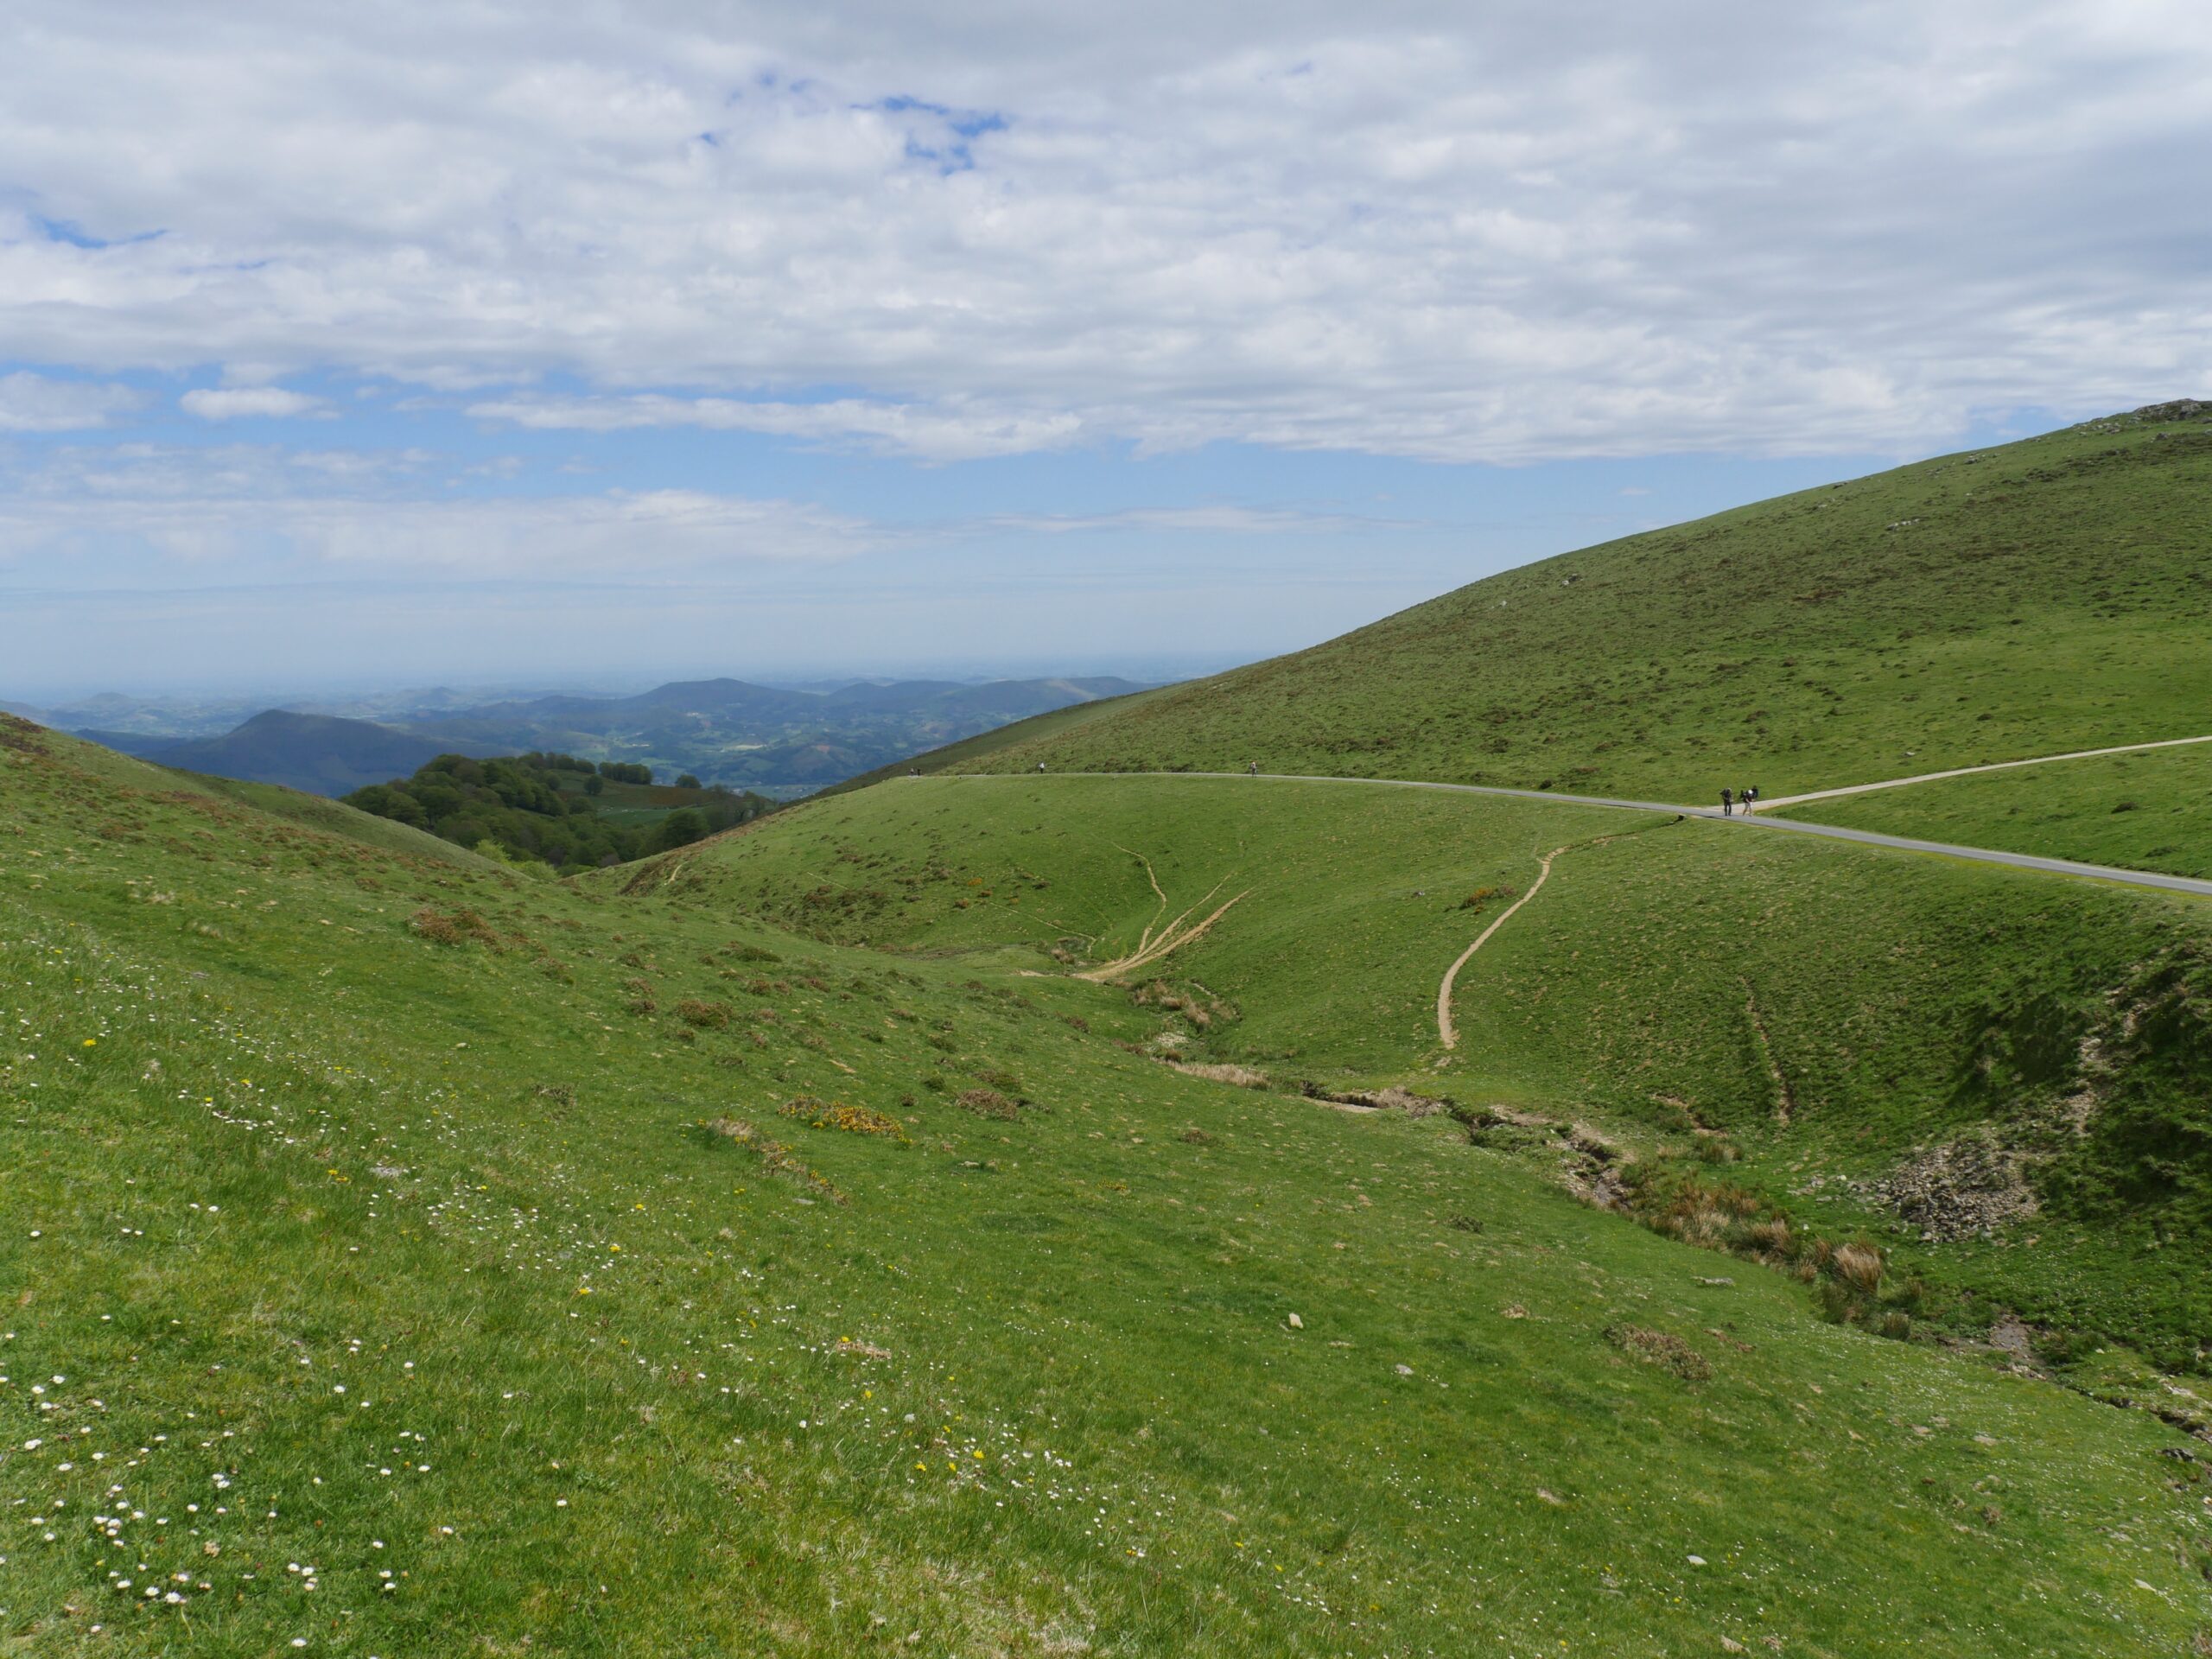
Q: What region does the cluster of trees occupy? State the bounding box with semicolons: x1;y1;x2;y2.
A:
346;753;774;871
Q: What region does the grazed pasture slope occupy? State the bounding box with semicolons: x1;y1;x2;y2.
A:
959;402;2212;803
684;774;2212;1368
8;715;2212;1656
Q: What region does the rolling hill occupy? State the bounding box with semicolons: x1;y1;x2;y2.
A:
10;711;2212;1656
116;709;495;797
950;401;2212;803
13;404;2212;1656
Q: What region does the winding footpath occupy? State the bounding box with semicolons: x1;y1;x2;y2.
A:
1434;846;1563;1051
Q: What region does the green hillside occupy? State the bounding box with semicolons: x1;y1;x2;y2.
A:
10;718;2212;1654
669;773;2212;1369
955;402;2212;801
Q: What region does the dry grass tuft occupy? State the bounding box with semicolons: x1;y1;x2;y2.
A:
1834;1242;1886;1292
675;998;734;1029
1167;1060;1272;1090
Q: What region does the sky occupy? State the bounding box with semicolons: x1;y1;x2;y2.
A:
2;1;2208;700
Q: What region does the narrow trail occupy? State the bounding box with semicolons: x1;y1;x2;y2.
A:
1436;848;1561;1050
1112;843;1172;954
1433;823;1669;1050
1751;733;2212;811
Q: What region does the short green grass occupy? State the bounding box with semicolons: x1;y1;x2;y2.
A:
7;727;2211;1654
955;405;2212;801
1777;743;2212;879
688;774;2212;1370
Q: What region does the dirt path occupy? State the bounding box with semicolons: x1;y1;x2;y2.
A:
1751;733;2212;811
1076;877;1250;982
1112;843;1172;955
1435;848;1562;1050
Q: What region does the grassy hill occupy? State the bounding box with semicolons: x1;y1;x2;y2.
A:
951;402;2212;802
11;716;2212;1654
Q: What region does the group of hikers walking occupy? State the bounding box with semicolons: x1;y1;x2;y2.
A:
1720;785;1760;816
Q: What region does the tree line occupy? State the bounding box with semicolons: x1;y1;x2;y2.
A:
345;752;775;871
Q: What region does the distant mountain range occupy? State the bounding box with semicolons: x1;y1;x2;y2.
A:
37;675;1152;797
86;711;504;797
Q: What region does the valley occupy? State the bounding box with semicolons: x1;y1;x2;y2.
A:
6;404;2211;1656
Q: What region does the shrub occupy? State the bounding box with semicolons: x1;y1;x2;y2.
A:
676;999;733;1029
410;906;500;948
779;1096;908;1141
957;1087;1021;1120
1605;1325;1711;1382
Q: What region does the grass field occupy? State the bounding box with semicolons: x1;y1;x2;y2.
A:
1776;742;2212;880
945;404;2212;804
9;717;2212;1655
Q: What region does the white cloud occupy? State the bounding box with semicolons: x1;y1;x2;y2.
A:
181;387;328;421
465;393;1083;462
0;371;143;431
0;3;2206;460
974;505;1408;536
0;443;882;575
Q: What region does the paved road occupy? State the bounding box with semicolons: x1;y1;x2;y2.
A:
1752;733;2212;810
968;770;2212;899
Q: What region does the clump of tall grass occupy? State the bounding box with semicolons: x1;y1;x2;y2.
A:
1622;1160;1920;1338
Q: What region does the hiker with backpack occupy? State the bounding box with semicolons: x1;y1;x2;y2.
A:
1719;786;1734;817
